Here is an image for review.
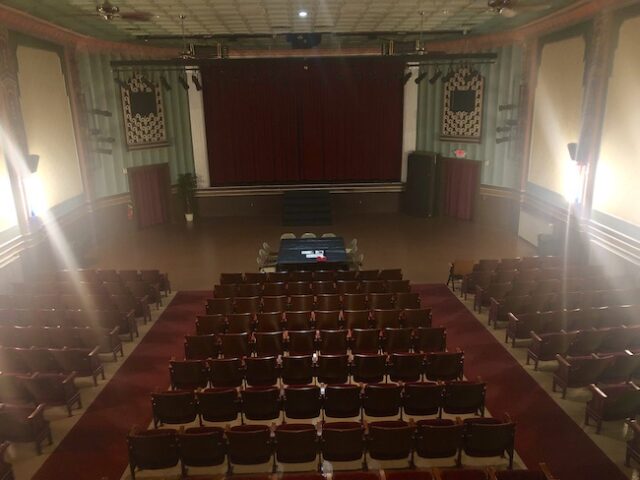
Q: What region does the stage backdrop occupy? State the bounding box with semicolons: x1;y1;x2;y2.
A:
202;57;405;186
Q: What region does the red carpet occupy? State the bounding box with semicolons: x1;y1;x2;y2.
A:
416;284;627;480
33;291;209;480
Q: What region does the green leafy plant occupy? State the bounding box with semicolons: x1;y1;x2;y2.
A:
176;172;198;214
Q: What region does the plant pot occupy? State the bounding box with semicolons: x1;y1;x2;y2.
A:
185;213;194;222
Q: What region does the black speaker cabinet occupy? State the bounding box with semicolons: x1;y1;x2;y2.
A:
403;151;439;217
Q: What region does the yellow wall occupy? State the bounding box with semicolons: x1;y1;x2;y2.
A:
528;35;585;197
593;16;640;226
0;152;17;232
17;45;83;210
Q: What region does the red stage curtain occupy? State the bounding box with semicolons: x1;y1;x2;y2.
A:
201;57;405;186
442;158;481;221
128;164;170;228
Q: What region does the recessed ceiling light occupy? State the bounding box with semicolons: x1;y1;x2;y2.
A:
298;10;308;18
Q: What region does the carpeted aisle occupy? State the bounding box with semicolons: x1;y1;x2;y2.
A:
32;291;209;480
415;284;627;480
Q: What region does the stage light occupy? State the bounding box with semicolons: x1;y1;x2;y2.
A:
178;75;190;90
298;10;308;18
414;71;428;84
160;75;171;91
191;74;202;91
429;68;442;84
402;71;413;85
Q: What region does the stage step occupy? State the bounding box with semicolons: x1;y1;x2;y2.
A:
283;190;332;226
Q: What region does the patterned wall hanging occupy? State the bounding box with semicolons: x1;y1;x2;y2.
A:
440;66;485;143
120;74;169;150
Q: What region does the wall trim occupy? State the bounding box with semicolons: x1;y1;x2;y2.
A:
588;218;640;266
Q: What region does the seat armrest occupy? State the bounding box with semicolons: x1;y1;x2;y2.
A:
88;346;101;357
555;355;571;367
588;383;607;399
62;372;77;384
27;403;47;421
530;331;543;342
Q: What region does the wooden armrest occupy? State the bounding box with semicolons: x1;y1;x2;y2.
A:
88;346;101;357
28;403;47;420
588;383;607;398
62;372;77;384
555;355;571;367
108;326;120;335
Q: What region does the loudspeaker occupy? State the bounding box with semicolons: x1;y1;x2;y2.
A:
403;151;439;217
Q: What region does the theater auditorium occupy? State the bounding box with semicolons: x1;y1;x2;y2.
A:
0;1;639;479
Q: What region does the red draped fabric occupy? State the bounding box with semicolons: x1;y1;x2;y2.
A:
442;158;481;221
201;57;405;186
127;164;170;228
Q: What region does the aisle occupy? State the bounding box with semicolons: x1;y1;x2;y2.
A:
32;292;209;480
416;284;627;480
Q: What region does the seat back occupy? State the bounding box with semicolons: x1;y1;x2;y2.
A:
323;384;361;418
442;381;486;415
363;383;401;417
209;357;243;388
275;424;318;463
241;387;281;421
321;422;364;461
281;355;315;385
151;390;197;426
179;426;226;467
415;419;464;459
227;424;273;464
127;428;180;471
283;385;321;419
367;421;413;460
197;388;239;422
245;356;279;386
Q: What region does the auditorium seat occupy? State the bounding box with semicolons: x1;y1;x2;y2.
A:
317;355;350;385
169;359;209;390
552;354;614;398
388;353;423;383
184;334;218;360
195;314;227;336
321;421;365;467
287;330;316;356
0;403;52;454
245;356;279;387
226;313;253;334
462;417;516;469
415;419;464;466
318;330;348;355
366;420;414;466
344;310;370;330
314;310;341;330
178;426;227;476
219;332;250;358
151;390;198;428
414;327;447;353
382;327;412;354
283;385;322;421
424;351;464;381
585;382;640;433
127;427;180;480
402;308;432;329
197;388;240;423
352;354;386;383
324;384;361;419
254;331;285;357
363;383;402;418
241;386;281;422
442;380;487;417
286;311;313;331
274;423;319;468
209;357;244;388
282;355;314;385
403;382;443;417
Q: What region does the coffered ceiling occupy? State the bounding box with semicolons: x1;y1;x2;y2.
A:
1;0;580;47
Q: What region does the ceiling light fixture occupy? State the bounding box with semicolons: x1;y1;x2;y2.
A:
298;10;308;18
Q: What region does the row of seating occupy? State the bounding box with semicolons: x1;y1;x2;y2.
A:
174;352;464;387
0;294;145;332
0;308;137;340
526;326;640;371
219;269;403;285
0;325;123;360
475;280;635;314
184;329;448;359
0;372;82;416
206;293;422;315
0;346;105;385
552;353;640;397
11;279;161;308
155;381;487;424
0;404;52;455
488;289;640;327
505;306;640;345
214;280;413;298
523;324;640;358
195;309;433;335
30;268;170;296
128;417;516;479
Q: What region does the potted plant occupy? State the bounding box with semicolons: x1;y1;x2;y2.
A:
176;172;198;222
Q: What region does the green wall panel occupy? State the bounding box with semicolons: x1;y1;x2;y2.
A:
76;52;195;198
416;43;523;188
